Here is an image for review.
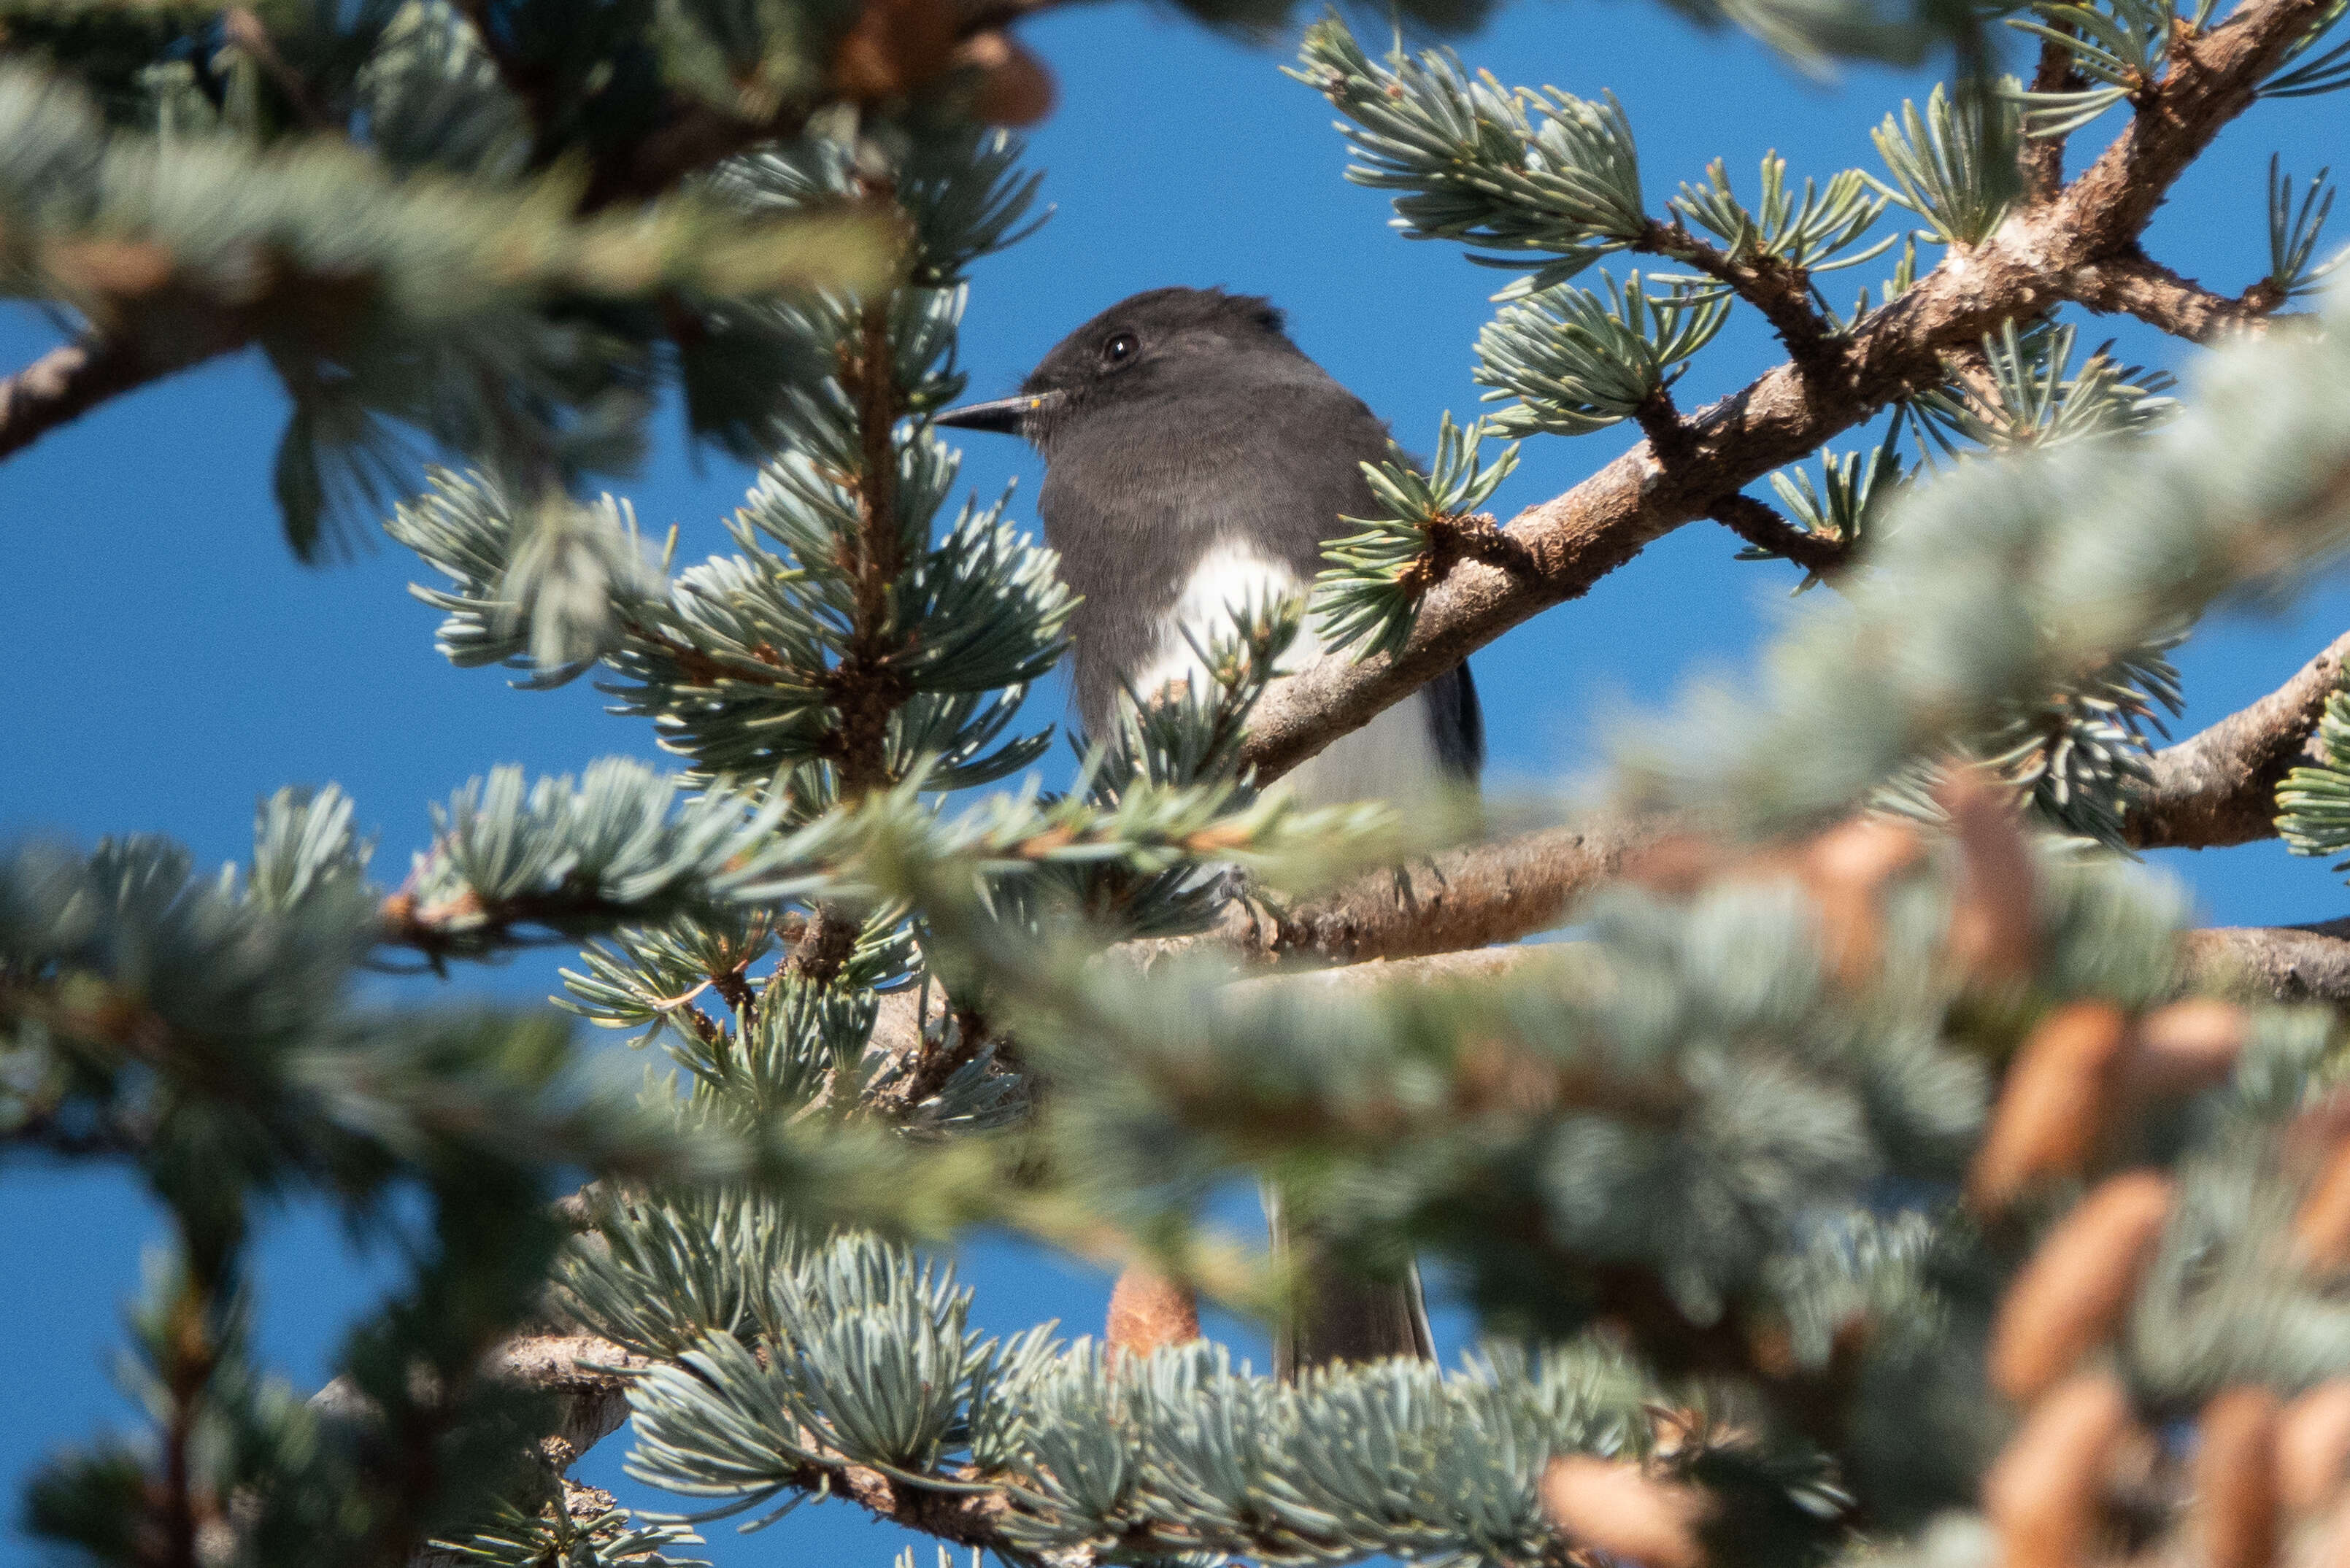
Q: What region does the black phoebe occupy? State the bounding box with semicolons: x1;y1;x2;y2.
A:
939;286;1481;1375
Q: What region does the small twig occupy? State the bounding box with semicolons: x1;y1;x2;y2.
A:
709;962;758;1023
2020;31;2087;202
786;218;915;992
222;7;333;130
1398;510;1542;600
158;1262;221;1568
2062;249;2292;341
0;330;246;463
377;887;645;962
1706;493;1848;579
677;1001;728;1054
1638;219;1838;371
826;288;912;797
1631;389;1697;468
876;1007;986;1114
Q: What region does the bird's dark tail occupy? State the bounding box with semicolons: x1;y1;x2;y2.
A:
1264;1184;1435;1381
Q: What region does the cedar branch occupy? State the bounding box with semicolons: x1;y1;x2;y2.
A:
0;331;244;464
2124;627;2350;849
1239;0;2335;787
2020;33;2088;202
2061;249;2290;341
1145;816;1671;970
1706;493;1848;577
1638;219;1838;369
793;290;906;986
2188;920;2350;1003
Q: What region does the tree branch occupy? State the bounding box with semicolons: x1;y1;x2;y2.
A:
377;884;674;964
450;1332;1028;1556
0;331;243;463
1639;220;1838;369
859;820;1652;1124
2062;249;2289;341
1236;0;2335;789
2123;627;2350;849
2187;919;2350;1003
314;1332;647;1568
479;1334;647;1468
1146;816;1671;970
1706;493;1848;578
2019;34;2087;203
457;1310;1719;1567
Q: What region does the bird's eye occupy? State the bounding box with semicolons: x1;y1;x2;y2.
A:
1101;331;1139;367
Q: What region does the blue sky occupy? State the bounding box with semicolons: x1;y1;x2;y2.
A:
4;3;2347;1562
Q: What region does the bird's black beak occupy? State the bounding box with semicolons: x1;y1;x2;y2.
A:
933;390;1060;435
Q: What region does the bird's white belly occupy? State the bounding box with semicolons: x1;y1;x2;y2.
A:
1129;540;1446;813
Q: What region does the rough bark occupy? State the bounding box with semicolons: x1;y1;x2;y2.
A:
2187;920;2350;1003
2060;250;2289;341
1237;0;2335;789
1146;816;1671;970
2125;628;2350;849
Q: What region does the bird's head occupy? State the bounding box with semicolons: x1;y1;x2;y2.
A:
935;287;1298;447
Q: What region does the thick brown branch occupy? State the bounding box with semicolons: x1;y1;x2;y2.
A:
2062;250;2287;341
789;903;866;984
1150;817;1672;970
0;331;241;463
2124;627;2350;849
1240;0;2334;789
1706;493;1849;578
2060;0;2330;253
484;1335;647;1466
2187;920;2350;1003
857;819;1647;1121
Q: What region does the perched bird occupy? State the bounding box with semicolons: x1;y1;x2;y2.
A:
938;285;1481;1376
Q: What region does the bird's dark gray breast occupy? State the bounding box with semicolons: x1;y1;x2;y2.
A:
1038;365;1382;720
1034;355;1483;784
